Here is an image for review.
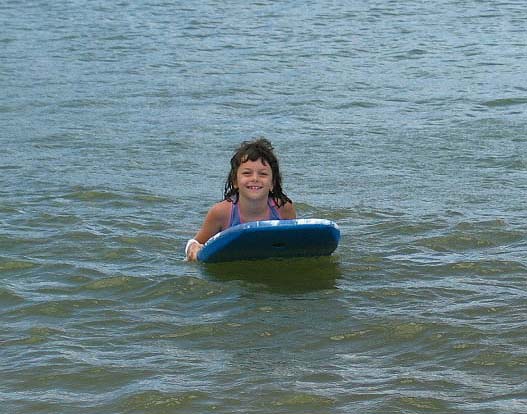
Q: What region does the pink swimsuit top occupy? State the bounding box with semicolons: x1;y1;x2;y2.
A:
228;198;281;228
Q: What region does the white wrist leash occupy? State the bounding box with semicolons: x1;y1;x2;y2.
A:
185;238;199;256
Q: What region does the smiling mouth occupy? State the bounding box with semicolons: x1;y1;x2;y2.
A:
247;186;262;190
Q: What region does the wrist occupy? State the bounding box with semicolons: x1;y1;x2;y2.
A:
185;238;199;256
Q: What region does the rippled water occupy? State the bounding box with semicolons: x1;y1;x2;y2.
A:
2;1;526;413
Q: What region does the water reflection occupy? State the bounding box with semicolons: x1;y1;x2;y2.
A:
200;257;342;293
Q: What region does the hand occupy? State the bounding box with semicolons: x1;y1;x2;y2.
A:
185;239;203;261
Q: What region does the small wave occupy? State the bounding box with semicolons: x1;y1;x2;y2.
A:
134;193;171;204
390;48;428;61
389;322;427;341
469;350;526;368
357;208;406;219
416;222;523;252
482;97;527;107
82;275;148;292
101;247;139;260
418;234;495;251
411;258;526;278
11;298;117;318
0;205;24;214
368;219;446;237
132;276;225;303
116;235;173;249
330;329;371;342
0;259;36;272
454;218;506;231
0;287;25;306
60;187;172;210
334;100;378;109
449;259;526;275
118;390;208;412
58;98;113;109
390;396;448;411
158;323;227;340
0;164;21;170
295;204;355;222
268;391;335;408
61;230;104;241
64;189;122;202
1;326;64;347
330;321;429;345
34;212;80;225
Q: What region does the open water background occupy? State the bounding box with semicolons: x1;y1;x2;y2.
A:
1;1;526;413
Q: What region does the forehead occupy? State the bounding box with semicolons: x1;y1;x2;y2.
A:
238;158;271;170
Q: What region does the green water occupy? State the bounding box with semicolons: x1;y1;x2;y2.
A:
1;1;526;413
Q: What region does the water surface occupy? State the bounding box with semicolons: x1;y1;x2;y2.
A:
1;1;526;413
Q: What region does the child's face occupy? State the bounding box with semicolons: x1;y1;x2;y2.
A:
235;158;273;201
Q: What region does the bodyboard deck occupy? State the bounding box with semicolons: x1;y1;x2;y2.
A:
197;219;340;263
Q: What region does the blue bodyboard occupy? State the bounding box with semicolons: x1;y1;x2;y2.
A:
197;219;340;263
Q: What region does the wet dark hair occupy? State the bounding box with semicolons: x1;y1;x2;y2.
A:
224;138;291;207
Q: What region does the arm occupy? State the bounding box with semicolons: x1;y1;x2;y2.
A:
279;201;296;219
185;202;230;261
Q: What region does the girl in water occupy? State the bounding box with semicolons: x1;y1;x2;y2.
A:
185;138;296;261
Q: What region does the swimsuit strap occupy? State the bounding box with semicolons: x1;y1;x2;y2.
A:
229;201;242;227
228;198;281;228
267;198;281;220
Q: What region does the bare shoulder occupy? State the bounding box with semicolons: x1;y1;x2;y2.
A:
279;201;296;219
208;200;232;219
194;200;232;243
204;200;232;229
